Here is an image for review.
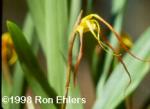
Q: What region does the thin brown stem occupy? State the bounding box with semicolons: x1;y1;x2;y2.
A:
101;34;131;87
74;35;83;86
62;10;83;109
125;96;133;109
62;31;76;109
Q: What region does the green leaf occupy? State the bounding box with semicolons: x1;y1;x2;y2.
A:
112;0;127;14
9;13;34;109
7;21;60;108
93;27;150;109
57;0;68;54
67;0;81;37
2;77;10;109
67;77;84;109
26;0;46;53
45;0;68;97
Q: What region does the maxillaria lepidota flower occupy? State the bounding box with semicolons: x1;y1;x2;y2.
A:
2;32;17;86
62;11;150;109
2;32;17;65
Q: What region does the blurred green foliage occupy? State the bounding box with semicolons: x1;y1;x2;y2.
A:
2;0;150;109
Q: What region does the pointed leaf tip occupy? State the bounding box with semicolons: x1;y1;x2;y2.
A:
6;20;13;27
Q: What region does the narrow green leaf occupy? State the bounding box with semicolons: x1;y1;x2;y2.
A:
87;0;93;13
57;0;68;54
2;77;10;109
45;0;68;97
112;0;127;14
45;0;61;93
7;21;60;108
9;13;34;109
67;77;84;109
26;0;46;53
67;0;81;36
93;27;150;109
